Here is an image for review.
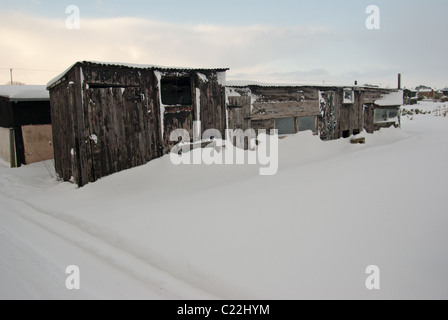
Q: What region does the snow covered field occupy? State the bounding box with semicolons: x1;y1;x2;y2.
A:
1;102;448;300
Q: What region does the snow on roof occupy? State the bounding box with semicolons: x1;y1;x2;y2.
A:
375;90;403;106
0;85;49;101
226;80;354;88
226;80;392;91
47;61;229;88
418;88;433;93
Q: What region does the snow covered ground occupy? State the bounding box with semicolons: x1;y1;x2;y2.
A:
403;100;448;114
1;103;448;300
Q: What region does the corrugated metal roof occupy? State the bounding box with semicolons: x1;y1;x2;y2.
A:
84;61;229;72
47;61;229;88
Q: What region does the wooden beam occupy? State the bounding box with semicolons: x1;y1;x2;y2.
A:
73;66;89;187
252;101;320;121
9;128;16;168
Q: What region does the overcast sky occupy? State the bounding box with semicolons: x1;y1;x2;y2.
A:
0;0;447;88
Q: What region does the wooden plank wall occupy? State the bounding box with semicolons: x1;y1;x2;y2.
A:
250;87;320;121
73;66;89;186
227;96;251;131
85;87;148;182
251;119;275;132
49;69;78;183
228;86;324;137
335;89;364;138
198;71;226;136
21;124;54;165
364;104;375;133
362;88;393;104
82;63;161;184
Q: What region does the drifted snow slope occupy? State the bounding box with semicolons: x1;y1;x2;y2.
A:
1;111;447;300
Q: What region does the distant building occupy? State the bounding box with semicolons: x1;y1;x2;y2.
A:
404;88;418;105
0;86;53;167
418;88;434;99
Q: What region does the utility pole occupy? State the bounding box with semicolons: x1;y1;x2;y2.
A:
10;69;13;85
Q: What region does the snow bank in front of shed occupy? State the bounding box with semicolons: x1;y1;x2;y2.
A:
4;115;448;300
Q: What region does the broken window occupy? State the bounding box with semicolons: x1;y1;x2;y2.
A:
298;116;316;133
161;77;192;106
343;89;355;104
275;118;295;135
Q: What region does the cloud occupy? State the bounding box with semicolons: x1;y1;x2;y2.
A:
0;11;333;85
0;10;446;88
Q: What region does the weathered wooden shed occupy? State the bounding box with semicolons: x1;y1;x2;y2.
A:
47;61;228;186
226;84;403;140
0;86;53;167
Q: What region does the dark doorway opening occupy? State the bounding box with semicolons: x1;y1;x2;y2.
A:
161;77;192;106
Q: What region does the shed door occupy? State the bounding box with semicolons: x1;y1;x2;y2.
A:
227;96;252;149
85;87;151;182
227;96;251;131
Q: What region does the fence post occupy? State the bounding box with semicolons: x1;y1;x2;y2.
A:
9;128;16;168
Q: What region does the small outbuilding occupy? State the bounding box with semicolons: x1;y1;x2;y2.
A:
363;89;403;133
47;61;228;186
0;85;53;167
